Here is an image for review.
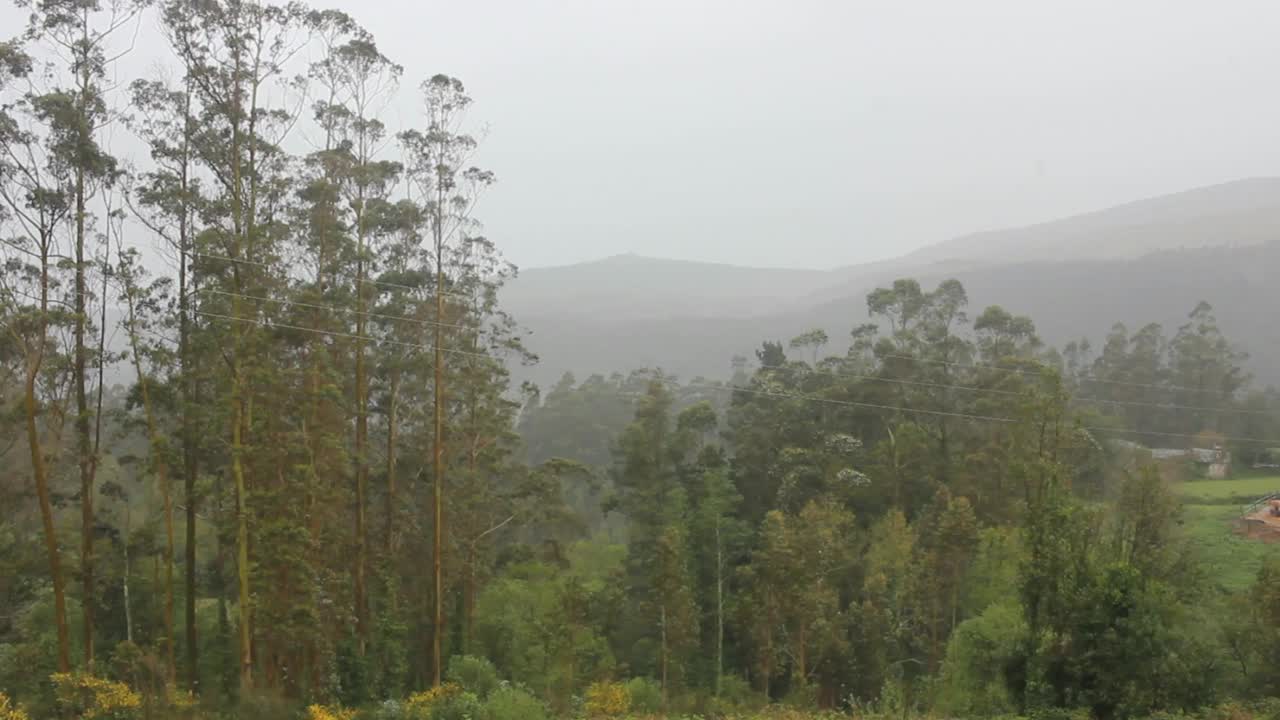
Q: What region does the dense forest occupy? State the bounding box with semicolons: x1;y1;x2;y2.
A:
3;1;1280;719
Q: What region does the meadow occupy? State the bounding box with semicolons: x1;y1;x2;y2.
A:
1179;474;1280;591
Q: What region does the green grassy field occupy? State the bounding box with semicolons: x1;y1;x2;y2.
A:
1179;475;1280;592
1178;475;1280;504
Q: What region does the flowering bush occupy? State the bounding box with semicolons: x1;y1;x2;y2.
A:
50;672;141;720
404;682;462;719
305;703;357;720
584;680;630;717
0;692;30;720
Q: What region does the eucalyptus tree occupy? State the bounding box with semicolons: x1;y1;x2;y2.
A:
306;16;403;649
159;0;312;689
126;67;204;687
399;73;495;685
18;0;146;667
0;38;74;673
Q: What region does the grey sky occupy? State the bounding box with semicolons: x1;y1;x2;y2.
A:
5;0;1280;270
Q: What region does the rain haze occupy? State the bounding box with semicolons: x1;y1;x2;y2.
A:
7;0;1280;713
6;0;1280;269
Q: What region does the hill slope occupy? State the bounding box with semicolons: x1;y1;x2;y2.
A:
505;179;1280;388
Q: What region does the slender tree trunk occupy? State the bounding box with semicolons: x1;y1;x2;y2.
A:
354;217;369;653
75;156;94;671
125;286;177;682
28;360;70;672
123;505;133;644
715;517;724;697
660;604;669;708
431;233;445;685
385;371;400;556
179;86;200;693
24;236;71;673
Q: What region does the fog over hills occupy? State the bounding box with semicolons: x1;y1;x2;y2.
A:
505;179;1280;388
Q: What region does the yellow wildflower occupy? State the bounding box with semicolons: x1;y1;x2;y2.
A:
583;680;630;717
405;681;462;714
0;692;31;720
305;703;357;720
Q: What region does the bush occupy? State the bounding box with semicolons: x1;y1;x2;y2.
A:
481;684;548;720
445;655;500;699
306;704;357;720
429;690;482;720
623;677;662;713
583;681;629;717
50;672;141;720
713;674;764;713
405;683;462;720
0;692;30;720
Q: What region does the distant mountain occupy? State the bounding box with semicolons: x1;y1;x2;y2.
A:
503;253;828;319
903;177;1280;266
505;179;1280;388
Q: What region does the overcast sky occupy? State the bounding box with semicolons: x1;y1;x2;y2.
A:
6;0;1280;270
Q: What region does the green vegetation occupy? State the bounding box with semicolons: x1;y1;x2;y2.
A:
1181;475;1280;504
1180;504;1280;591
2;2;1280;720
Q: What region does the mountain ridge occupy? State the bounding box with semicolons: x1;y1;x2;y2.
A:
503;179;1280;388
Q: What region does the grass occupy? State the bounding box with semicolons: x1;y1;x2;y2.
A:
1177;475;1280;592
1177;474;1280;504
1179;503;1280;592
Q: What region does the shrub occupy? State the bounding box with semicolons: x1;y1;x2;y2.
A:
482;684;548;720
623;677;662;713
50;672;141;720
405;683;461;720
0;692;30;720
583;680;629;717
445;655;500;699
429;690;482;720
306;703;357;720
708;675;764;714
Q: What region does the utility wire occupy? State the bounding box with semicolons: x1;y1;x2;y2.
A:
750;360;1271;416
189;309;1280;445
192;309;498;361
878;352;1248;397
186;250;475;299
197;287;476;333
199;289;1272;420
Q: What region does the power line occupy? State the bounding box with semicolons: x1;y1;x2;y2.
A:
186;250;475;299
192;309;498;362
877;352;1244;397
187;310;1280;445
201;292;1268;420
197;287;475;333
752;359;1270;417
666;377;1018;423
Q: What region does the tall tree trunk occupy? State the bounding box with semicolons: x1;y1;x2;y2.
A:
75;143;94;671
385;371;400;556
660;604;669;709
715;517;724;697
124;282;177;683
431;247;445;686
28;358;70;672
179;87;200;693
354;216;369;653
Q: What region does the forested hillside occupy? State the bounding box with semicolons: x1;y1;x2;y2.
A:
4;2;1280;720
506;189;1280;389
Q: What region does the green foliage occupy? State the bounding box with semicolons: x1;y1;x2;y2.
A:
938;601;1027;716
428;690;482;720
445;656;499;699
623;677;662;713
480;685;548;720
